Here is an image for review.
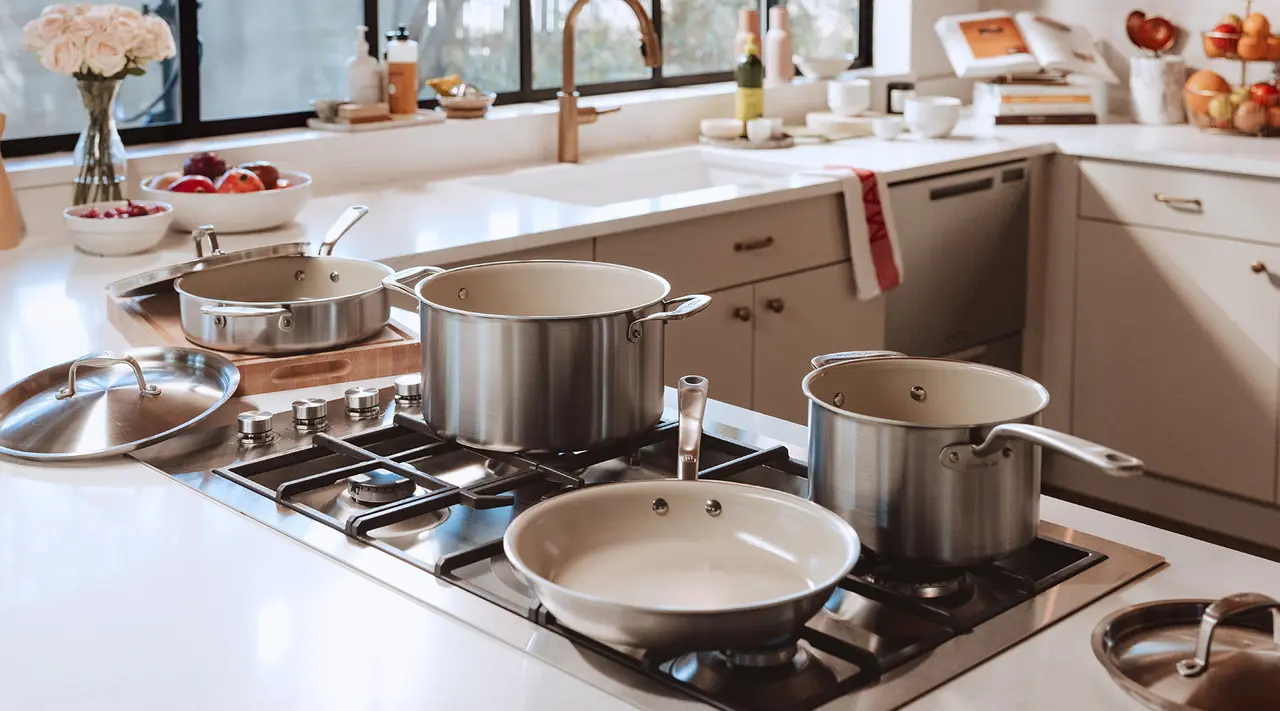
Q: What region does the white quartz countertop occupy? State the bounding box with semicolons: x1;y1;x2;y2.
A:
5;120;1280;710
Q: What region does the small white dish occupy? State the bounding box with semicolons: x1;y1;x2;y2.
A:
746;118;774;144
794;54;853;80
762;117;784;137
700;118;742;140
139;170;313;233
872;117;905;140
64;200;174;256
827;78;871;117
904;96;961;139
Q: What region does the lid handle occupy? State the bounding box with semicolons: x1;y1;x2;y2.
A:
192;225;223;258
55;352;161;401
1176;592;1280;677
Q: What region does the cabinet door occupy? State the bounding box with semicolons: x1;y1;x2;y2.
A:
753;263;886;424
1074;221;1280;501
664;284;755;410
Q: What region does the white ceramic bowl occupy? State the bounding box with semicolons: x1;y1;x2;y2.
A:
827;78;871;117
904;96;961;139
872;117;905;140
794;55;853;80
139;170;313;233
63;200;175;256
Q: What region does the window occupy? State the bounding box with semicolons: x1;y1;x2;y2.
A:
1;0;871;158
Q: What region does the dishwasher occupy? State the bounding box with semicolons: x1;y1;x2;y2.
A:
884;160;1030;370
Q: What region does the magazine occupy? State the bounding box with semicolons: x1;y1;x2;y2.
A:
935;11;1118;83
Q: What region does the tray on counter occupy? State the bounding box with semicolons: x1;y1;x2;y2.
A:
106;292;420;396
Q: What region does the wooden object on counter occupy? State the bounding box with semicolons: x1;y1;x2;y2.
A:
0;114;23;251
338;101;392;123
107;291;420;396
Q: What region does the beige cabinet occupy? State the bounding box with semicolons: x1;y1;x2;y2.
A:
753;263;886;423
663;285;754;409
1073;220;1280;502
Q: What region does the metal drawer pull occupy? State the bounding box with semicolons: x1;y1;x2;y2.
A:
764;298;785;313
733;236;774;252
1252;261;1268;274
733;306;752;322
1153;193;1203;209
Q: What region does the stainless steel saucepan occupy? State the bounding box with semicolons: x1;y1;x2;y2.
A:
174;205;410;355
384;260;711;453
504;376;862;651
804;350;1144;567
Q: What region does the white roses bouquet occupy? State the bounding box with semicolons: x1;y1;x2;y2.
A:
21;4;176;80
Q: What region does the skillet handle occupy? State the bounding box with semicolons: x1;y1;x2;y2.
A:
200;305;289;318
627;294;712;343
676;375;709;481
316;205;369;256
382;266;444;300
973;423;1144;477
810;350;906;370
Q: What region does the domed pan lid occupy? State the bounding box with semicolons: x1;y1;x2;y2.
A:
0;347;239;461
1092;592;1280;711
106;225;306;298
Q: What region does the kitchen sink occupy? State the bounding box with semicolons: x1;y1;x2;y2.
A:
470;147;805;207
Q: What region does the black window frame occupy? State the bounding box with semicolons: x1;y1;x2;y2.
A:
3;0;872;159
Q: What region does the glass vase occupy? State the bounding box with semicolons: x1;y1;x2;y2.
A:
72;79;127;206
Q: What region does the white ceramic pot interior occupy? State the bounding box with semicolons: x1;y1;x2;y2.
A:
806;358;1049;426
418;261;670;318
506;480;860;611
178;256;392;302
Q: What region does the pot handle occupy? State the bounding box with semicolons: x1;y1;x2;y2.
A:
382;266;445;300
55;352;161;400
1176;592;1280;677
972;423;1144;477
316;205;370;256
676;375;709;481
200;305;289;318
627;294;712;343
810;350;907;370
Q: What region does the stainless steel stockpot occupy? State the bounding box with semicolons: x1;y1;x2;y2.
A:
384;260;710;453
804;351;1144;567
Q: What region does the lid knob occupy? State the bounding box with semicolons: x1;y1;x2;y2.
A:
237;411;274;442
344;386;381;417
292;397;329;430
394;374;422;403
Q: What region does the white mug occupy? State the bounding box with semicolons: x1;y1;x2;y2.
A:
746;118;774;144
827;78;871;117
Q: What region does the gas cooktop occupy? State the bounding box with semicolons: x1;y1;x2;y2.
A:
132;382;1164;711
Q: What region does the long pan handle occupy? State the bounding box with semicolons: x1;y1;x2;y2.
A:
676;375;709;481
974;423;1144;477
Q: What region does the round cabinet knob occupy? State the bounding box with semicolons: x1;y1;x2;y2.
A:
344;386;381;417
733;306;752;322
765;298;785;313
237;410;274;442
1252;261;1268;274
394;373;423;403
292;397;329;430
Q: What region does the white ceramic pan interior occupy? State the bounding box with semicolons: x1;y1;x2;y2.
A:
416;260;672;318
176;255;393;302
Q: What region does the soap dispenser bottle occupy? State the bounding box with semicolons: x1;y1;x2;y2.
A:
385;24;420;115
346;25;382;105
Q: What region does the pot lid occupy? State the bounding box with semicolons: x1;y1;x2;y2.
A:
0;347;240;461
1092;593;1280;711
107;225;307;298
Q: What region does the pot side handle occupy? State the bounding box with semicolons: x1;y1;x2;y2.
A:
810;350;906;370
973;423;1144;477
382;266;444;302
627;294;712;343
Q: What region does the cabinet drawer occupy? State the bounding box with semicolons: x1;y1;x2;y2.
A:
1079;160;1280;245
596;196;849;295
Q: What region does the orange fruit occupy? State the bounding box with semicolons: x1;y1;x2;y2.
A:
1244;12;1271;37
1238;36;1267;60
1184;70;1232;114
1268;35;1280;60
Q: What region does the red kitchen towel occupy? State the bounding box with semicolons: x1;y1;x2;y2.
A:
825;166;904;300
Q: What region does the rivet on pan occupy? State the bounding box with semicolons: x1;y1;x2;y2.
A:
1002;447;1013;458
947;451;961;463
329;271;340;283
910;386;927;402
652;497;669;515
832;392;845;408
213;315;226;329
705;499;722;517
294;270;306;281
457;287;469;300
279;314;294;332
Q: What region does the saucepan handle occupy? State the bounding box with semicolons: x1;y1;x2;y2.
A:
972;423;1143;477
676;375;709;482
809;350;906;370
316;205;370;256
55;352;161;400
1176;592;1280;677
381;266;445;300
627;294;712;343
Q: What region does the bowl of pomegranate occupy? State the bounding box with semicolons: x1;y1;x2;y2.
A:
140;152;313;233
63;200;175;256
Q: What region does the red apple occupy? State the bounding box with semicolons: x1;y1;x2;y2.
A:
215;168;266;193
1210;23;1241;52
1250;82;1280;106
183;151;227;179
169;175;216;193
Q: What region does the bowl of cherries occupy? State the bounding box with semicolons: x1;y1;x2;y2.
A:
63;200;174;256
140;151;313;233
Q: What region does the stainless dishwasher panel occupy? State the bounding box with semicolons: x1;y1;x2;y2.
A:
885;161;1030;357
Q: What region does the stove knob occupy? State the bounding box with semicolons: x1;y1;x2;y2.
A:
291;397;329;431
394;374;423;404
344;386;381;417
237;410;274;443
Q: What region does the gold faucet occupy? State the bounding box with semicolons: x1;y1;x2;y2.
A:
558;0;662;163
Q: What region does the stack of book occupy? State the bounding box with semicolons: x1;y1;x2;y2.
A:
973;78;1098;125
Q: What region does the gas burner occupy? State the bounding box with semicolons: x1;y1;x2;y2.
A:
347;470;417;505
861;565;973;600
665;642;836;711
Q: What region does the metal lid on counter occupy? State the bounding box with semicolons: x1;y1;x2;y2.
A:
106;225;307;298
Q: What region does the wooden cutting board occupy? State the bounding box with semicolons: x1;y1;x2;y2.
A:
107;292;420;395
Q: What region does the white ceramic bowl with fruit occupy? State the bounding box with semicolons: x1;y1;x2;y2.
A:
140;152;313;233
63;200;174;256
